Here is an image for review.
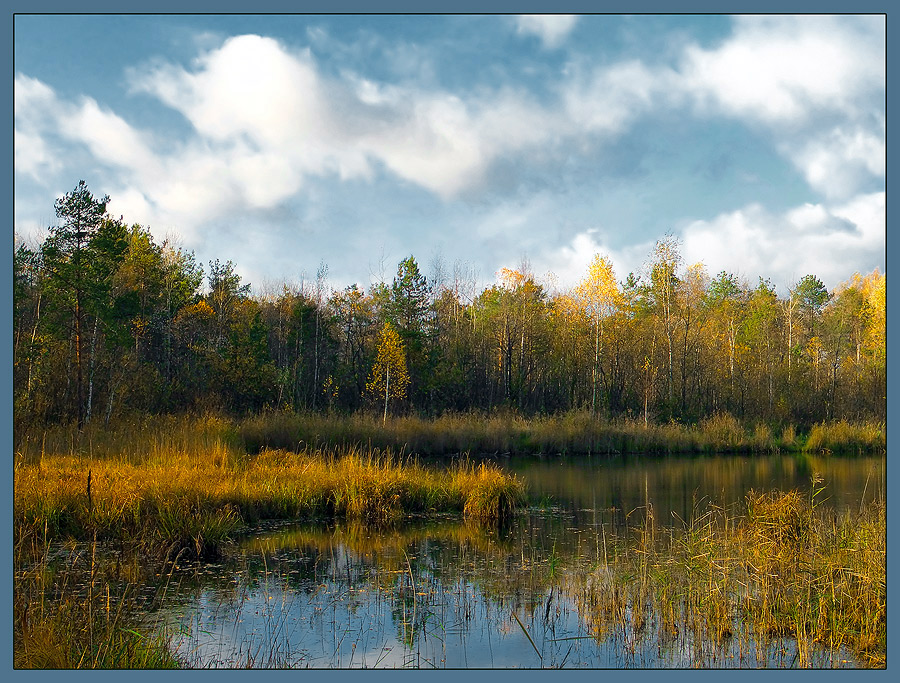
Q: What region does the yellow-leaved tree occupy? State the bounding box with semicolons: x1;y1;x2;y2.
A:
575;254;620;416
366;322;410;424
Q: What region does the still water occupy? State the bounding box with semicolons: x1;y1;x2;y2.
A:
149;453;884;668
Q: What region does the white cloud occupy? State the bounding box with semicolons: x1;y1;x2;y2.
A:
128;34;564;201
15;75;62;179
676;16;885;201
61;98;161;176
528;228;657;292
680;15;884;123
15;129;59;179
681;193;884;291
782;121;885;200
563;60;673;134
514;15;578;49
13;18;885;291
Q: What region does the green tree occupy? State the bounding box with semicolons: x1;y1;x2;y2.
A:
40;181;110;426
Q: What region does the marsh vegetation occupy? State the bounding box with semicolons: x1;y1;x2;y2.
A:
13;415;885;669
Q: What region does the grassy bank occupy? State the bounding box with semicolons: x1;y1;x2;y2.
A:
237;410;885;456
14;434;524;669
14;446;525;560
16;412;885;463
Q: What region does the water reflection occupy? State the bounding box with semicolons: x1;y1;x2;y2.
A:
151;454;882;668
503;452;885;529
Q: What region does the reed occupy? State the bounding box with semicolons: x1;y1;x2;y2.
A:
14;529;179;669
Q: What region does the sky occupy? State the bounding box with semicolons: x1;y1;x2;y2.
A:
13;13;886;298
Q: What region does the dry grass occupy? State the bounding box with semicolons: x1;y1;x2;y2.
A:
14;444;525;560
803;420;886;454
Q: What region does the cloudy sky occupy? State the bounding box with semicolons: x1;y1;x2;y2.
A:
14;13;885;297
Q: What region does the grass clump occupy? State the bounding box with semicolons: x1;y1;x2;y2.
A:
460;462;526;524
803;420;886;454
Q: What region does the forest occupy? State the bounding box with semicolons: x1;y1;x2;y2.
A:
13;181;886;442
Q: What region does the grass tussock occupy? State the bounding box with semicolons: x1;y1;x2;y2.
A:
803;420;886;454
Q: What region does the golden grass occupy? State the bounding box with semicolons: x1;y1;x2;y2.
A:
803;420;886;454
14;446;526;559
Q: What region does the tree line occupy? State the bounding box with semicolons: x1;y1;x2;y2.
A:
14;181;886;437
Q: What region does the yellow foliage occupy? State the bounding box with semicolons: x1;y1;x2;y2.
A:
179;299;215;320
575;253;619;319
863;270;885;361
365;323;410;403
497;267;526;290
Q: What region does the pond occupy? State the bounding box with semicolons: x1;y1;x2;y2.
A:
147;453;885;668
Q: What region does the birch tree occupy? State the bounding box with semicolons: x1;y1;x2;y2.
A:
366;323;410;424
575;254;619;416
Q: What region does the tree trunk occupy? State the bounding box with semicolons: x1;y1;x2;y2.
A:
85;315;99;424
383;365;390;426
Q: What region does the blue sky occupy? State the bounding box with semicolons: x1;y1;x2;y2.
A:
14;14;885;296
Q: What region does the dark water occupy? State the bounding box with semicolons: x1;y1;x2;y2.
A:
149;453;884;669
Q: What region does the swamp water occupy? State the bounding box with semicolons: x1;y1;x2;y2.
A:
146;453;884;668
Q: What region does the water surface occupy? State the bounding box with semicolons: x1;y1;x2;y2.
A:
151;453;884;668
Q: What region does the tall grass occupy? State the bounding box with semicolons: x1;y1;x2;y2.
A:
20;411;881;464
803;420;886;454
577;486;886;667
14;427;525;669
14;446;525;560
14;525;179;669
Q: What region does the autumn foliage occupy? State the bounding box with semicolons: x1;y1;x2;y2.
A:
14;182;886;437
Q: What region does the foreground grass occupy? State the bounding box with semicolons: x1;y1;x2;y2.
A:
14;566;179;669
13;414;883;668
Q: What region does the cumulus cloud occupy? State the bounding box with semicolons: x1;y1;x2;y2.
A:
676;15;885;201
680;193;885;291
680;15;884;123
781;121;885;200
563;60;675;135
534;230;654;291
126;34;566;201
15;75;62;179
60;98;161;176
14;17;885;292
514;15;578;49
